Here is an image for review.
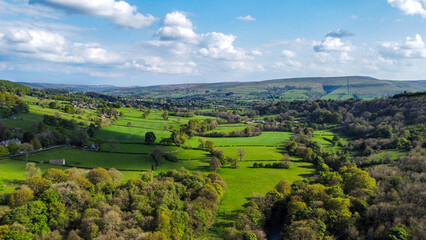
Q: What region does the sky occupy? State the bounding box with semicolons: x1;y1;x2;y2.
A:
0;0;425;86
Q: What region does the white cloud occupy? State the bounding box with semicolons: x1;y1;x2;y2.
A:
250;50;263;56
314;37;352;52
156;11;249;61
0;0;60;19
388;0;426;18
380;34;426;58
236;15;256;21
30;0;155;28
124;58;197;74
281;50;296;58
326;28;354;38
156;11;199;44
0;28;121;64
272;60;302;71
199;32;247;60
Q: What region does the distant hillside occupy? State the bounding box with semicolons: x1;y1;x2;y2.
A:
0;79;31;95
17;82;128;92
14;76;426;100
102;76;426;100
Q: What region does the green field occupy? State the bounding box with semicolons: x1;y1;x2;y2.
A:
2;96;99;131
187;131;293;147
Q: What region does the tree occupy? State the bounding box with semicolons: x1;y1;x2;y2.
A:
237;147;247;162
162;111;169;120
20;143;34;161
231;158;240;168
23;131;34;143
205;140;215;152
10;188;33;207
107;138;119;152
86;168;111;185
151;147;164;165
285;140;298;155
210;157;222;172
275;179;292;197
30;138;42;150
7;141;20;155
94;138;104;152
43;169;69;183
64;105;76;114
145;132;156;144
142;110;150;119
25;162;41;178
0;145;9;157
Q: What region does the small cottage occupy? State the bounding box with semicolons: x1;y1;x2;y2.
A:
49;159;66;166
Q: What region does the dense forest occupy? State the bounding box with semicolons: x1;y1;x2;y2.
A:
0;167;225;239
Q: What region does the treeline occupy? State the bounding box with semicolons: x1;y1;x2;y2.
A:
0;167;225;239
196;126;261;138
0;91;29;118
0;80;31;96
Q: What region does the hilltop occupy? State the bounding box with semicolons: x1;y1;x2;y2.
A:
16;76;426;100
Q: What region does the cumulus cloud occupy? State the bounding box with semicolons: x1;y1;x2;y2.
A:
326;28;354;38
281;50;296;58
236;15;256;21
314;37;352;52
156;11;199;43
0;27;121;64
30;0;155;28
272;60;302;71
380;34;426;59
250;50;263;56
388;0;426;18
199;32;247;60
0;0;60;19
124;58;197;74
156;11;249;61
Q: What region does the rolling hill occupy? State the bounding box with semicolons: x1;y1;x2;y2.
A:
17;76;426;101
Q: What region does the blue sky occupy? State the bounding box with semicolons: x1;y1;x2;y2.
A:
0;0;425;86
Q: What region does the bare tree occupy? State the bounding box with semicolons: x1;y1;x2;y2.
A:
107;139;120;152
25;162;41;178
237;147;247;162
21;143;34;162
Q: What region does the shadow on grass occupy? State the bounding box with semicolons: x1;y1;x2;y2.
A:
210;209;241;237
3;179;26;187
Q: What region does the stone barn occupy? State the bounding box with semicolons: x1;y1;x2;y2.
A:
49;159;66;166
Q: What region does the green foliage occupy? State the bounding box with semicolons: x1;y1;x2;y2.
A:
86;168;111;185
9;189;33;208
389;226;409;240
63;105;75;114
7;142;20;155
42;169;68;183
145;131;157;144
0;146;10;157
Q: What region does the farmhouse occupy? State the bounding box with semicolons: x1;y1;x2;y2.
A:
49;159;66;166
0;138;21;147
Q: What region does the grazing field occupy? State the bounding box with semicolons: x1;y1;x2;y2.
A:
2;95;98;131
94;125;172;143
0;159;143;193
311;130;345;152
187;131;293;147
209;123;248;133
220;146;285;161
95;108;218;143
